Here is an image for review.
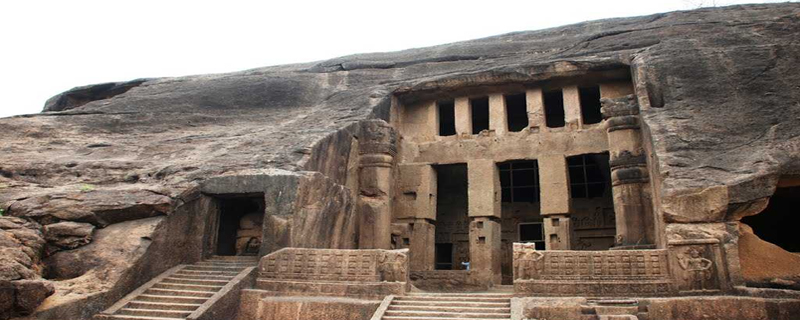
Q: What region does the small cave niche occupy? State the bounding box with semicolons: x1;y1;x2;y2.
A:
438;100;456;136
470;97;490;134
741;186;800;253
216;195;265;256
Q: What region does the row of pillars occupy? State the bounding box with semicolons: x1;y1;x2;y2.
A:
449;86;594;137
354;95;655;287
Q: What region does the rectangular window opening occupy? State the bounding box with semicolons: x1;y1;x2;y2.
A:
498;160;540;203
567;153;611;199
505;93;528;132
579;86;603;125
438;100;456;136
544;89;566;128
470;97;490;134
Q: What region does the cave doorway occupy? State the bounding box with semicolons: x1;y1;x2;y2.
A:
742;186;800;253
434;164;470;270
215;195;265;256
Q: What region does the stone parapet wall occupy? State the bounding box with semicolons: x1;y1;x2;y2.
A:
513;243;673;296
259;248;408;283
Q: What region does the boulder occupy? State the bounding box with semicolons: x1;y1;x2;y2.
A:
43;221;95;252
12;279;55;315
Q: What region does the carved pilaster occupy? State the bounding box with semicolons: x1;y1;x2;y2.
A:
601;95;654;247
357;120;396;250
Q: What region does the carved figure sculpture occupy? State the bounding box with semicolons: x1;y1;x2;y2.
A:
678;248;713;291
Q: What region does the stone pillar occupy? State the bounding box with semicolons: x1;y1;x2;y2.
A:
563;85;582;129
454;97;472;135
489;94;507;136
539;155;572;250
409;218;435;271
526;88;545;133
357;120;397;249
469;217;502;285
601;95;655;248
467;159;502;285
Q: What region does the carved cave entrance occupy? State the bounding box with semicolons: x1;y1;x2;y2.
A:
434;164;470;270
214;194;265;256
741;185;800;253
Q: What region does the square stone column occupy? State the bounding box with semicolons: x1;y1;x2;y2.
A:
469;217;502;286
395;164;436;221
409;218;435;271
544;215;571;250
489;94;507;136
526;88;545;132
467;159;501;219
539;155;572;250
539;155;571;215
563;85;582;129
454;97;472;135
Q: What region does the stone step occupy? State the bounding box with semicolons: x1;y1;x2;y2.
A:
394;296;511;303
173;270;240;276
126;301;202;311
588;299;638;306
118;308;191;318
388;306;510;314
392;300;510;308
406;293;513;298
384;310;510;319
382;317;510;320
182;265;246;271
101;315;184;320
136;294;208;304
144;288;216;298
594;306;639;316
598;315;638;320
162;277;230;286
206;255;259;261
152;283;223;292
169;273;235;281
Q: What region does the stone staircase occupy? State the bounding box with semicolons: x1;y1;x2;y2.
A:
94;256;258;320
375;292;513;320
580;299;647;320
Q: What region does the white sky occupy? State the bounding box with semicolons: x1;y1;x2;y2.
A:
0;0;793;118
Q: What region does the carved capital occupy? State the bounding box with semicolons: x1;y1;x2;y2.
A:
611;166;650;186
601;94;640;119
357;120;397;156
609;150;647;170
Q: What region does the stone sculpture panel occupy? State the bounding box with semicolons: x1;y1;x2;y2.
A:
259;248;409;283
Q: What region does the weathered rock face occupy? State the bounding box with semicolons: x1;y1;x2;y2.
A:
0;3;798;320
0;217;54;319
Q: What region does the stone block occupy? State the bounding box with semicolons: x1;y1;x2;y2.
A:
662;186;729;223
563;85;582;128
526;88;545;131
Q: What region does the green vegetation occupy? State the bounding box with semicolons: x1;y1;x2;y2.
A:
80;184;96;192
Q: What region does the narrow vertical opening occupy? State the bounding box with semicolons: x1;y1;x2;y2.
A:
567;153;616;250
579;85;603;125
470;97;490;134
544;89;566;128
434;164;469;270
505;93;528;132
438;100;456;136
